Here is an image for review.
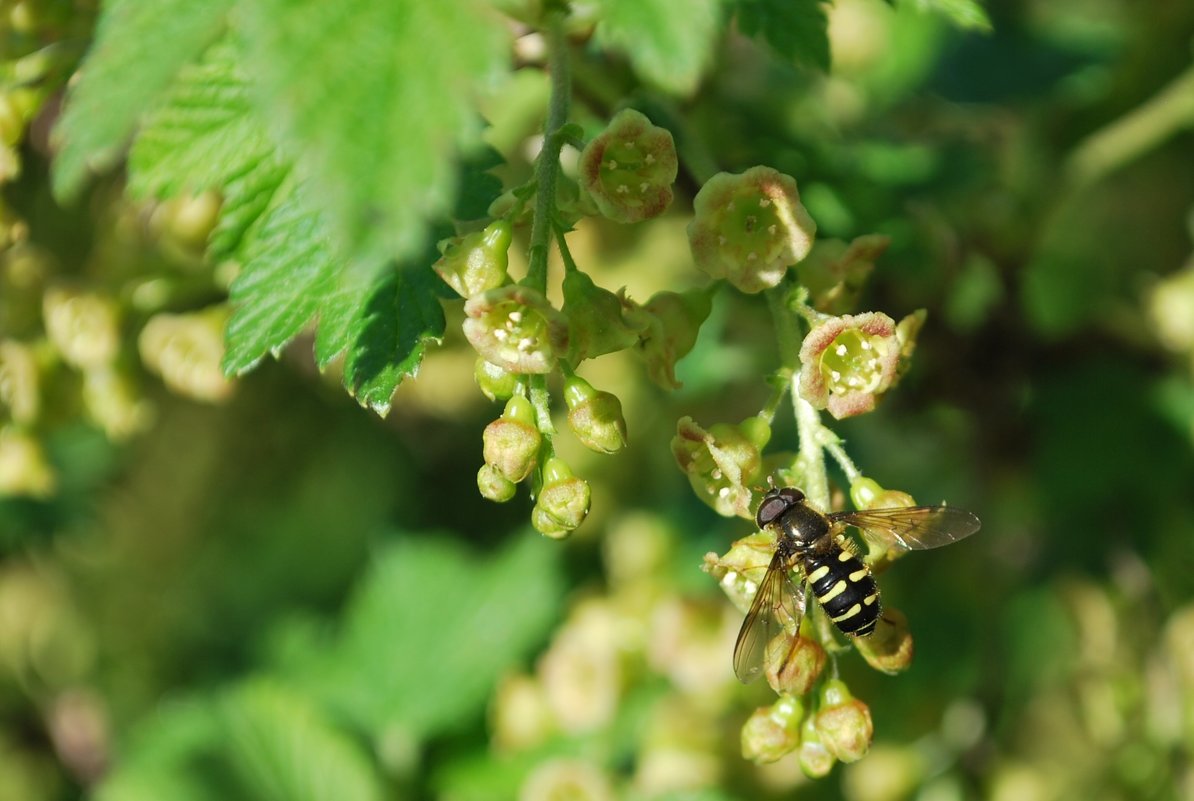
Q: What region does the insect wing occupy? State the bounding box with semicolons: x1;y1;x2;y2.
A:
732;552;805;683
830;505;981;552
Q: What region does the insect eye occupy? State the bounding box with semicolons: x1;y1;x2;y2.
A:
756;495;789;528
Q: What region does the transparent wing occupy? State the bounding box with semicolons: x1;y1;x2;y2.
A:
829;505;981;552
732;552;805;683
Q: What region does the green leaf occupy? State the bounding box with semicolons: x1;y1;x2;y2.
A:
52;0;234;199
454;145;506;221
208;152;292;261
234;0;508;268
222;185;340;375
221;681;384;801
128;38;278;200
736;0;831;72
906;0;992;32
596;0;724;95
319;534;562;739
341;263;446;416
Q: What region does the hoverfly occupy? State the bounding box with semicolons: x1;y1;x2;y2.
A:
733;486;981;683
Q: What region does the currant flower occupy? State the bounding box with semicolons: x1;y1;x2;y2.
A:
814;680;874;763
43;287;120;370
766;632;827;696
532;457;591;539
563;375;628;454
463;285;569;374
432;220;513;299
482;395;542;484
688;166;816;293
138;307;234;403
742;695;804;764
795;234;890;314
578;108;678;224
854;607;914;675
562;269;642;363
628;287;714;390
798;311;900;419
0;340;39;425
672;416;770;519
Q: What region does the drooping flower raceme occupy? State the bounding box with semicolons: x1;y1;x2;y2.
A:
687;166;817;294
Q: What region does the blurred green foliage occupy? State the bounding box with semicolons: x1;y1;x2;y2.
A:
3;0;1194;799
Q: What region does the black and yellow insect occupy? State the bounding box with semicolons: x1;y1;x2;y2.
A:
733;486;981;683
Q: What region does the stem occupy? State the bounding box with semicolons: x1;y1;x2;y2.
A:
523;11;571;293
793;374;830;510
766;285;802;371
528;375;556;435
824;437;861;484
554;223;580;274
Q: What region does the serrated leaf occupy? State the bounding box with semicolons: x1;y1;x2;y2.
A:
221;681;383;801
234;0;508;270
222;185;340;375
52;0;234;199
128;38;278;200
209;153;292;261
341;263;446;416
596;0;724;95
736;0;831;72
319;534;562;739
907;0;992;32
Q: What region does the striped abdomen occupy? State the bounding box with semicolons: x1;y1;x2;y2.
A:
802;546;880;636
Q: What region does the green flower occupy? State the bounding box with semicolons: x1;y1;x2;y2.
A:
630;288;713;390
795;234;890;314
43;286;120;370
563;376;628;454
482;395;542;484
138;306;235;403
463;285;569;374
672;416;769;519
814;680;874;763
562;270;642;363
766;633;827;696
688;166;816;293
532;458;591;539
432;220;512;299
741;695;804;764
578;109;678;224
798;311;899;419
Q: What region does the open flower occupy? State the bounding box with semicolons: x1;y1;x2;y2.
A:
578;108;677;224
672;416;769;519
688;166;816;293
463;286;569;374
798;311;899;419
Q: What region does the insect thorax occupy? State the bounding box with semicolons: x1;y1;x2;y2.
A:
777;503;830;547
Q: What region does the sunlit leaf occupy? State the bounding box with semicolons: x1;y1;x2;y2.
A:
736;0;831;72
52;0;233;198
596;0;724;95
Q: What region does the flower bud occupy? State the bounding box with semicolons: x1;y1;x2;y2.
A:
519;758;616;801
795;234;890;314
629;287;713;390
895;309;926;377
798;712;836;778
82;368;153;440
482;396;541;483
741;695;804;764
0;339;40;424
474;358;520;402
798;311;899;419
766;633;827;696
463;285;569;374
855;608;914;674
477;463;517;503
578;109;677;224
672;416;767;519
562;270;641;363
563;376;627;454
688;166;816;293
814;679;874;762
138;307;234;402
433;220;512;299
532;458;591;538
0;426;55;497
43;287;120;370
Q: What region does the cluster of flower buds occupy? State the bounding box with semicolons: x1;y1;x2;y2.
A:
741;679;875;770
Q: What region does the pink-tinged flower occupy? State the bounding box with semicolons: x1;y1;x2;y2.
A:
688;166;816;293
463;285;569;374
671;416;770;519
798;311;899;419
741;695;804;764
578;109;677;224
814;680;874;762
